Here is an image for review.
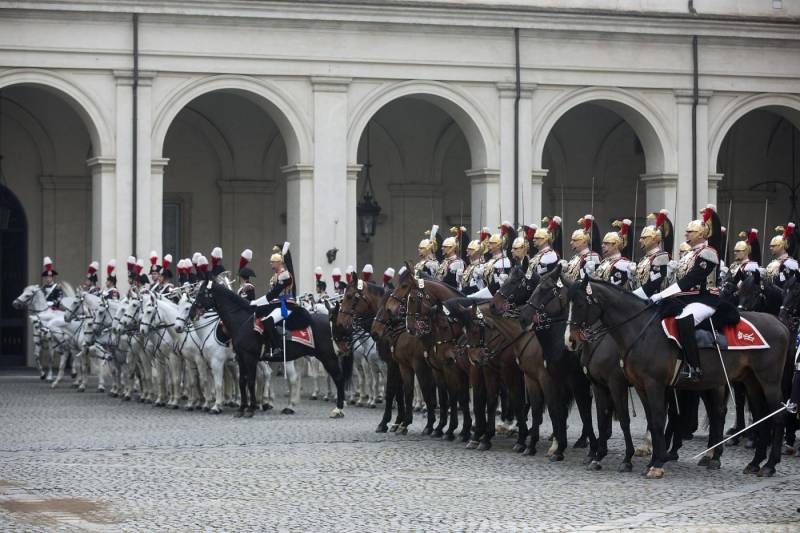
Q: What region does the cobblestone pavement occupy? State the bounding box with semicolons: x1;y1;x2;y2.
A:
1;370;799;532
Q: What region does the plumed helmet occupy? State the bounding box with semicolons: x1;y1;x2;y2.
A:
314;266;323;282
571;215;593;243
239;249;253;271
771;223;797;257
735;228;761;264
345;265;355;284
106;259;117;284
87;261;99;282
466;239;483;256
270;242;289;263
383;267;396;284
487;232;503;246
331;267;342;285
149;250;161;273
127;256;136;278
362;264;374;281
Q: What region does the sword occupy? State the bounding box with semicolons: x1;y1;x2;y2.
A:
692;403;789;459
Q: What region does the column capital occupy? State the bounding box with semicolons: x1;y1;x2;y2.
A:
531;168;548;184
151;158;169;174
708;172;724;185
113;70;157;87
347;164;363;180
496;82;536;99
311;77;351;93
86;156;116;174
465;168;500;183
640;172;679;185
674;89;712;105
281;163;314;181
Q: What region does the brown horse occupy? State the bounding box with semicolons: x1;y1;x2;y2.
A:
379;269;439;435
567;273;790;478
335;281;407;433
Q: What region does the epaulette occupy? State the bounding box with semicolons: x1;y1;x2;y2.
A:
698;246;719;263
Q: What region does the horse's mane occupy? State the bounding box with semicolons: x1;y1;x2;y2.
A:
423;278;465;299
365;282;385;296
569;276;645;304
212;282;254;311
61;281;75;298
443;298;475;326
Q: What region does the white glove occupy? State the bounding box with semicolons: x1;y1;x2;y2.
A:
632;287;648;300
499;273;508;283
650;292;663;303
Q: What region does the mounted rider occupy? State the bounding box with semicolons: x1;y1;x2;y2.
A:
210;247;225;278
41;256;62;308
727;228;761;284
103;260;120;300
460;239;486;295
595;219;633;288
84;261;101;296
415;225;441;278
484;223;515;293
649;204;724;381
255;242;299;358
527;216;561;279
437;226;467;289
631;210;673;298
563;215;601;282
237;249;256;302
382;267;396;291
148;251;161;290
766;223;798;288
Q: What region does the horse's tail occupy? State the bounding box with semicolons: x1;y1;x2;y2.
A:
340;349;354;389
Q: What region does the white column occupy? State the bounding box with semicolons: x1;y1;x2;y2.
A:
347;164;362;270
311;77;351;285
708;172;723;208
530;169;547;225
641;172;679;255
497;83;535;225
674;90;711;233
282;164;314;295
136;72;157;257
113;71;133;262
466;168;501;230
87;157;119;290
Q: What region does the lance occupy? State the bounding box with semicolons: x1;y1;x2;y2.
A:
631;176;640;262
590;176;595;220
724;199;733;261
692;403;790;459
761;198;769;260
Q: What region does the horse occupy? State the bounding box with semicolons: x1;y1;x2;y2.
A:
117;295;157;402
12;284;63;380
82;296;126;396
193;280;352;418
566;272;790;478
404;278;474;441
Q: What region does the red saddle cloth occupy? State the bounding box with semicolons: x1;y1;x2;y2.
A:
289;327;315;349
661;317;769;351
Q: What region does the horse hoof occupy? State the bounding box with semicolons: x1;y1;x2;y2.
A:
744;438;755;449
725;436;740;447
348;399;356;406
233;411;244;418
40;373;46;381
743;463;760;475
573;436;588;449
203;406;211;412
460;433;471;443
77;387;85;393
582;455;595;466
645;467;665;479
465;440;479;450
310;394;318;400
477;441;492;452
665;451;679;462
399;426;408;435
375;425;388;433
697;456;710;467
370;403;377;409
522;446;536;456
618;462;633;473
782;444;796;456
421;427;433;436
110;393;119;398
97;387;105;393
706;458;721;470
389;424;399;433
262;403;273;411
586;461;602;471
170;404;180;410
376;398;383;404
185;406;194;412
122;396;131;402
634;447;652;457
329;408;345;419
757;466;776;478
432;429;443;439
281;408;295;415
512;443;525;453
444;433;456;442
243;410;254;418
549;453;564;462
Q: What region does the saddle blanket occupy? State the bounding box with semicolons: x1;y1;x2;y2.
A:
661;317;769;351
289;327;315;348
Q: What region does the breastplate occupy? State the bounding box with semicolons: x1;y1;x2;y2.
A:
564;254;583;282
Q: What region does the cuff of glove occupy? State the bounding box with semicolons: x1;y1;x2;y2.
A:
632;287;648;300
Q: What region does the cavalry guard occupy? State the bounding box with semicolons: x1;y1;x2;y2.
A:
484;223;514;293
595;219;633;288
157;255;176;301
362;264;374;282
527;216;561;279
210;247;225;277
727;228;761;283
345;265;355;285
518;222;539;259
437;226;466;288
332;267;346;295
649;204;724;381
176;259;188;286
510;233;529;265
148;251;160;288
237;249;256;302
632;210;673;299
314;267;328;300
103;260;120;300
415;225;441;277
564;215;601;282
41;256;63;308
258;242;296;357
382;267;396;291
85;261;101;295
767;223;798;288
461;239;487;295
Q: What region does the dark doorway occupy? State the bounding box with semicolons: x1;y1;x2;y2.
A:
0;184;27;366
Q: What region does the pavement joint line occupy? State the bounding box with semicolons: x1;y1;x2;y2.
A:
576;472;800;531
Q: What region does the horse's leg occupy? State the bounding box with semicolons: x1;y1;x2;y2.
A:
610;377;635;472
759;376;786;477
167;351;182;408
523;376;543;456
479;366;500;451
587;384;612;470
570;366;597;458
398;363;416;433
458;369;472;443
51;343;69;388
315;350;347;417
244;355;258;418
432;369;449;438
469;366;487;449
377;359;398;432
727;382;747;441
703;387;727;470
541;375;568;461
234;357;247;418
281;360;299;414
642;380;669;478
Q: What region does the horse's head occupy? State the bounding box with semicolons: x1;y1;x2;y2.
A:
405;280;437;338
12;285;41;310
385;278;411;320
736;271;763;311
565;276;604;351
522;265;569;328
139;294;158;335
779;275;800;324
175;294;194;334
458;302;494;366
120;296;142;332
336;280;373;332
192;281;216;314
63;294;85;322
490;266;534;316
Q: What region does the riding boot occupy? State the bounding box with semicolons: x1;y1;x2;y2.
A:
787;371;800;414
677;316;702;382
264;320;283;358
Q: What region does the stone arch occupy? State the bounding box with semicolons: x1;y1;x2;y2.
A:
0;68;112;157
431;120;463;183
709;93;800;172
532;87;675;174
1;96;57;175
347;80;497;170
151;75;312;165
171;107;235;179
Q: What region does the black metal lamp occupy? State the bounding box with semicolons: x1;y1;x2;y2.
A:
357;124;381;241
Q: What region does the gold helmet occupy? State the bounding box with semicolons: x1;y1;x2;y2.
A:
443;226;464;256
418;238;433;255
270;242;290;263
571;215;593;243
770;223;795;250
603;219;632;249
734;229;755;253
535;216;561;242
487;233;503;246
466;239;484;257
511;236;528;259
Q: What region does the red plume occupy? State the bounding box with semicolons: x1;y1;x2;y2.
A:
149;251;158;266
747;228;758;245
239;249;252;270
106;260;116;277
582;215;593;233
785;222;796;240
479;228;490;241
162;254;172;271
525;225;537;240
655;209;668;229
314;266;323;282
547;216;562;234
702;204;716;223
619;219;632;237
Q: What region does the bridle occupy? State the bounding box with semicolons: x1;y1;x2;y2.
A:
406;284;436;337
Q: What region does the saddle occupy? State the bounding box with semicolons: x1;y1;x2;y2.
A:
661;316;769;351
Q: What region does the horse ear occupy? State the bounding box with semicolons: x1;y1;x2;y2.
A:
560;273;573;290
553;262;563;276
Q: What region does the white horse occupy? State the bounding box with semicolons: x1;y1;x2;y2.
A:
117;296;156;402
83;297;126;396
12;285;64;380
140;293;186;408
48;293;95;390
349;327;385;408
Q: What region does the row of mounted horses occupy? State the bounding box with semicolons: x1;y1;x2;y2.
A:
332;264;799;480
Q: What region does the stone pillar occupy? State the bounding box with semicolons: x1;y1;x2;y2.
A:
311;77;351;288
530;169;547;225
466;168;501;229
708;172;723;208
135;72;157;258
675;90;711;234
497;83;535;225
347;164;362;271
640;172;679;255
150;157;168;257
282;164;314;295
113;71;134;263
86;157;119;291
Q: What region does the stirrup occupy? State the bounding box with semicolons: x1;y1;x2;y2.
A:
680;364;702;382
